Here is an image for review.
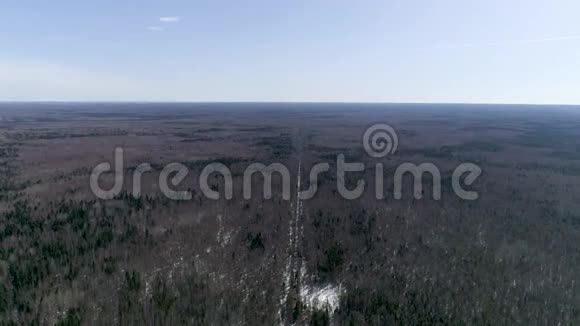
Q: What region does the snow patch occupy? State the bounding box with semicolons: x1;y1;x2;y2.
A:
300;283;342;313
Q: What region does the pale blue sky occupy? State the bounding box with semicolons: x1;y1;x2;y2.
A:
1;0;579;104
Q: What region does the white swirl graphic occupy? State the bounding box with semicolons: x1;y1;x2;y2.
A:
363;123;399;158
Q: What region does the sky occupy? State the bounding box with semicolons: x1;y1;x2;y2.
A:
1;0;579;104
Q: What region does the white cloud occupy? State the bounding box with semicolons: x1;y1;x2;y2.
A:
147;26;164;32
159;16;180;23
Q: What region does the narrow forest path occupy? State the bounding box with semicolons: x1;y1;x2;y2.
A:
278;128;305;325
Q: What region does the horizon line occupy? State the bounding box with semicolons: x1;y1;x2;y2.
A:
0;100;579;107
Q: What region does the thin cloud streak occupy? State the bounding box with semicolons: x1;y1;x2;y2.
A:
436;35;580;49
159;16;180;23
519;35;580;44
147;26;164;32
